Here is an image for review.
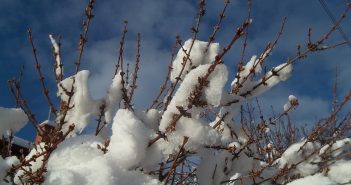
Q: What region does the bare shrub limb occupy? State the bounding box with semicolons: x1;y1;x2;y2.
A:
8;80;43;135
28;29;57;117
75;0;95;74
127;33;141;106
148;37;178;111
114;20;128;76
205;0;231;52
163;0;206;111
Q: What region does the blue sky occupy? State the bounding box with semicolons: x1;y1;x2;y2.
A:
1;0;350;141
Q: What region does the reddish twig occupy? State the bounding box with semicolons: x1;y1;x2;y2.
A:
163;0;206;111
147;37;178;111
128;33;141;106
163;137;189;185
75;0;95;74
28;29;57;117
205;0;230;52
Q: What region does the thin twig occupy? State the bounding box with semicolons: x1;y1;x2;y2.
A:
163;0;206;111
205;0;230;52
147;37;178;111
163;137;189;185
75;0;95;74
128;33;141;106
28;29;57;117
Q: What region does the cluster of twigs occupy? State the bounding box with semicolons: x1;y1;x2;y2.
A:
2;0;351;184
5;0;96;183
145;1;351;184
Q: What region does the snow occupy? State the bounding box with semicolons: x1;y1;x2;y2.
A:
0;156;19;183
140;140;166;171
14;143;46;184
1;134;31;149
231;55;261;89
286;167;351;185
270;158;351;185
49;34;62;78
160;64;228;132
319;138;351;157
11;136;31;148
230;48;272;90
278;139;321;176
235;55;261;82
57;70;99;134
158;62;228;155
230;53;293;99
228;173;241;185
171;117;221;150
135;109;160;131
209;93;246;144
286;173;336;185
276;138;351;184
49;35;59;57
56;70;126;135
0;107;28;136
44;135;160;185
328;160;351;184
197;147;256;185
288;95;297;102
108;109;152;169
40;119;55;126
283;95;298;112
249;62;293;98
197;149;229;185
205;64;228;106
104;71;123;123
170;39;219;82
45;136;108;185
